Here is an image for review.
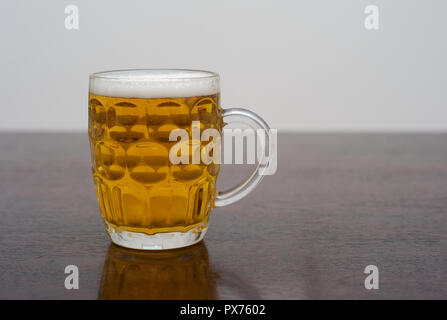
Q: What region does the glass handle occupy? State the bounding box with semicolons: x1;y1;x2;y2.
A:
214;108;273;207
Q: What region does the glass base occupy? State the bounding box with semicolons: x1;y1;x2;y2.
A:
105;221;208;250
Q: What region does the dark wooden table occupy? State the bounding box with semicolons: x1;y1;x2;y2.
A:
0;133;446;299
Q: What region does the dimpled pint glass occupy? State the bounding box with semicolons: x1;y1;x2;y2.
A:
88;69;271;250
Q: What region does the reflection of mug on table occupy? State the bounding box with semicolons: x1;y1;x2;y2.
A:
98;242;216;300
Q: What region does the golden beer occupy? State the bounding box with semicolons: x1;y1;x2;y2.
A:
89;92;222;239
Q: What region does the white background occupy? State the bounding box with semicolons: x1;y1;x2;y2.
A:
1;0;446;131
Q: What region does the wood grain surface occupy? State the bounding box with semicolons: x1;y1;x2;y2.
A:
0;133;446;299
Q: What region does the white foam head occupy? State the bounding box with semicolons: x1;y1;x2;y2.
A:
89;69;220;98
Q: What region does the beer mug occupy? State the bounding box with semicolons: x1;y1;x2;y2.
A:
88;69;272;250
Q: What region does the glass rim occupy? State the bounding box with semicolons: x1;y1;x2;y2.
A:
89;68;220;81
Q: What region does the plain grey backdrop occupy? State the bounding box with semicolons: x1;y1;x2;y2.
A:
1;0;445;131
